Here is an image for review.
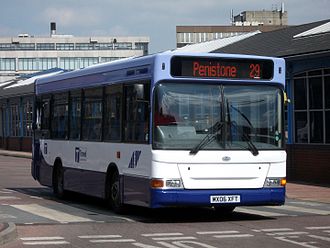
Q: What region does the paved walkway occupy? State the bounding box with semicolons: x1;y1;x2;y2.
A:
286;182;330;204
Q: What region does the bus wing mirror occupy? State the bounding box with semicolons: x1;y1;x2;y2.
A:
284;92;290;106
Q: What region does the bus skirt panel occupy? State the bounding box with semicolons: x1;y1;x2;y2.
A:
150;188;285;208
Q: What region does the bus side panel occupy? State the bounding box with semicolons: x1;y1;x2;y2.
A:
64;168;106;199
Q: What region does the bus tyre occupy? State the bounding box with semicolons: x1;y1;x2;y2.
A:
214;205;235;215
53;164;66;199
109;171;125;214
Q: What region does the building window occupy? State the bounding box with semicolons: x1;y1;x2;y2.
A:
36;43;55;50
135;43;148;55
59;57;98;70
23;99;33;137
100;57;121;63
0;58;16;71
16;43;35;50
56;43;74;50
18;58;37;71
37;58;57;70
76;43;94;50
293;68;330;144
10;103;20;137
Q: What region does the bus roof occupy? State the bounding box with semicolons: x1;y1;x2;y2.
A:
35;51;285;95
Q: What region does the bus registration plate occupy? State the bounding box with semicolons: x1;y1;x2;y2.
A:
210;195;240;203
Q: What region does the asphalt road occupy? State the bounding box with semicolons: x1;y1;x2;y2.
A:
1;155;330;248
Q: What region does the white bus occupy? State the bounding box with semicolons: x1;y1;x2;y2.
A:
32;51;286;213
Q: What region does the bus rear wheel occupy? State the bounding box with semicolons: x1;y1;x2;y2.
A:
108;170;125;213
53;164;66;199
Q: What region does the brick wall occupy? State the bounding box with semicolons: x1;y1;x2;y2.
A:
287;144;330;185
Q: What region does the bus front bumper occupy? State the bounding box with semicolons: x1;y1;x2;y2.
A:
150;187;285;208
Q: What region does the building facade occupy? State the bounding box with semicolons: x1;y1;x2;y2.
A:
177;7;288;48
233;9;288;26
0;25;149;152
0;25;149;82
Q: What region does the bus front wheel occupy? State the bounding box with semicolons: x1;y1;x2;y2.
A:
108;170;125;213
213;205;235;215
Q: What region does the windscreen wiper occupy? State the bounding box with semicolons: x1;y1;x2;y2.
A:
230;122;259;156
228;104;258;156
189;121;224;155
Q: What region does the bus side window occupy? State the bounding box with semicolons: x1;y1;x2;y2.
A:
39;98;51;138
52;93;69;140
69;90;81;140
124;82;150;143
82;88;103;141
104;85;122;141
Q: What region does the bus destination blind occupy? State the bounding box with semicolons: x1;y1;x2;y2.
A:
171;56;274;80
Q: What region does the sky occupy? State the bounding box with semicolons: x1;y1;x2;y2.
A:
0;0;329;53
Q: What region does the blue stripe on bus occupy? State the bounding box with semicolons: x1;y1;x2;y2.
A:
150;188;285;208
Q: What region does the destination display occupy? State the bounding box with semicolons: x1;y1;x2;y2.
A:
171;56;274;80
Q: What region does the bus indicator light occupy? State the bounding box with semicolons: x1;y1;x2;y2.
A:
151;179;164;188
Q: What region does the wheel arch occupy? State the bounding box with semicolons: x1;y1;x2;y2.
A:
52;157;63;186
105;163;119;199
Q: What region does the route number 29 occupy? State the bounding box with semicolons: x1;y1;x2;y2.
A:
249;64;261;78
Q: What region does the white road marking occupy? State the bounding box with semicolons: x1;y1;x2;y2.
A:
79;235;122;239
0;190;14;194
236;207;288;217
29;196;43;200
0;196;20;200
142;233;183;237
306;226;330;230
22;241;70;245
1;189;15;193
197;231;239;235
267;231;308;236
90;239;136;243
11;204;93;223
267;205;330;215
308;235;330;242
253;228;293;232
214;234;254;238
152;236;196;241
0;214;16;219
275;237;319;248
21;236;69;246
21;237;65;241
166;241;218;248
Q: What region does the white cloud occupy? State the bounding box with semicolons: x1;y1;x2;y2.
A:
41;6;102;29
1;0;329;52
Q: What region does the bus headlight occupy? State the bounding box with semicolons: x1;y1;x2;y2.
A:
151;178;183;189
264;177;286;187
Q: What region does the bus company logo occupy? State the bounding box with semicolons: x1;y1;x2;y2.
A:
75;147;87;163
222;156;231;162
128;150;142;168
